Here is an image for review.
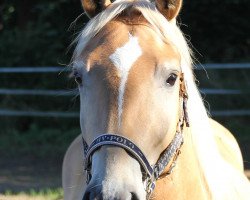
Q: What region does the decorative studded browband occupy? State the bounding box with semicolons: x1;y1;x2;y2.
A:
81;73;189;198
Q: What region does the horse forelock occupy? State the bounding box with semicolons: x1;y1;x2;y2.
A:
73;0;192;66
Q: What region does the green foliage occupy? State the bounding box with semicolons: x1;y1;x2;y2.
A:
0;122;80;158
0;24;64;66
0;0;87;66
3;188;63;200
180;0;250;62
0;0;250;65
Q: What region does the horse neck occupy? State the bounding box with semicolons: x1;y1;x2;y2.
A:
152;127;211;200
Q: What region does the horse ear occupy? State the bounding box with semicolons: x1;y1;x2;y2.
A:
155;0;182;21
81;0;112;18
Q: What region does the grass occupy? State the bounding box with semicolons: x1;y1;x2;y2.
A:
0;188;63;200
0;122;80;158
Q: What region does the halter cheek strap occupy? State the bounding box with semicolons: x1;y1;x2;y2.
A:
180;73;189;127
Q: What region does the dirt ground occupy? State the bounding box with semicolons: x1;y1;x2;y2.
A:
0;156;61;193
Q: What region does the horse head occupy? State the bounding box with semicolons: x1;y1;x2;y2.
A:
72;0;191;199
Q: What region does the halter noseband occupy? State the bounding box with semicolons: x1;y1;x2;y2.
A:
81;73;189;198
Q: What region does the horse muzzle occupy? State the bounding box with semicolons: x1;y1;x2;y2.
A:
82;145;146;200
83;184;141;200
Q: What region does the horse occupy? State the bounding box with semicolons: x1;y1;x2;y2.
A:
62;0;250;199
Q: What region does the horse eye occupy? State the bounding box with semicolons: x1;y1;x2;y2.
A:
73;69;83;85
75;76;82;85
166;73;178;86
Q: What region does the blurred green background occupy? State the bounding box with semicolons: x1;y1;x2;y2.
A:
0;0;249;193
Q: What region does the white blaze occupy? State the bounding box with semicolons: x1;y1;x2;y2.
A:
109;34;142;127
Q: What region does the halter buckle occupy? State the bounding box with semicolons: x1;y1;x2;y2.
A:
84;155;92;184
86;169;92;184
145;177;156;197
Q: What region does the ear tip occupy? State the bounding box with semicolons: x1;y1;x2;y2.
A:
81;0;112;18
155;0;182;20
81;0;98;18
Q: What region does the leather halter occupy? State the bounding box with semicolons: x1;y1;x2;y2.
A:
81;73;189;198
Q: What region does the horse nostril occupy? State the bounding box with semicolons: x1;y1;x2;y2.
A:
82;191;90;200
131;192;139;200
83;186;103;200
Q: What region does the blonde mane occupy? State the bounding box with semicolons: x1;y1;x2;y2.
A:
73;1;250;199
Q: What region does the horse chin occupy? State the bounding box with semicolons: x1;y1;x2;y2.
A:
83;147;147;200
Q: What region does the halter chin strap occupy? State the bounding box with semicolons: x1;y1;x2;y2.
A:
81;73;189;198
